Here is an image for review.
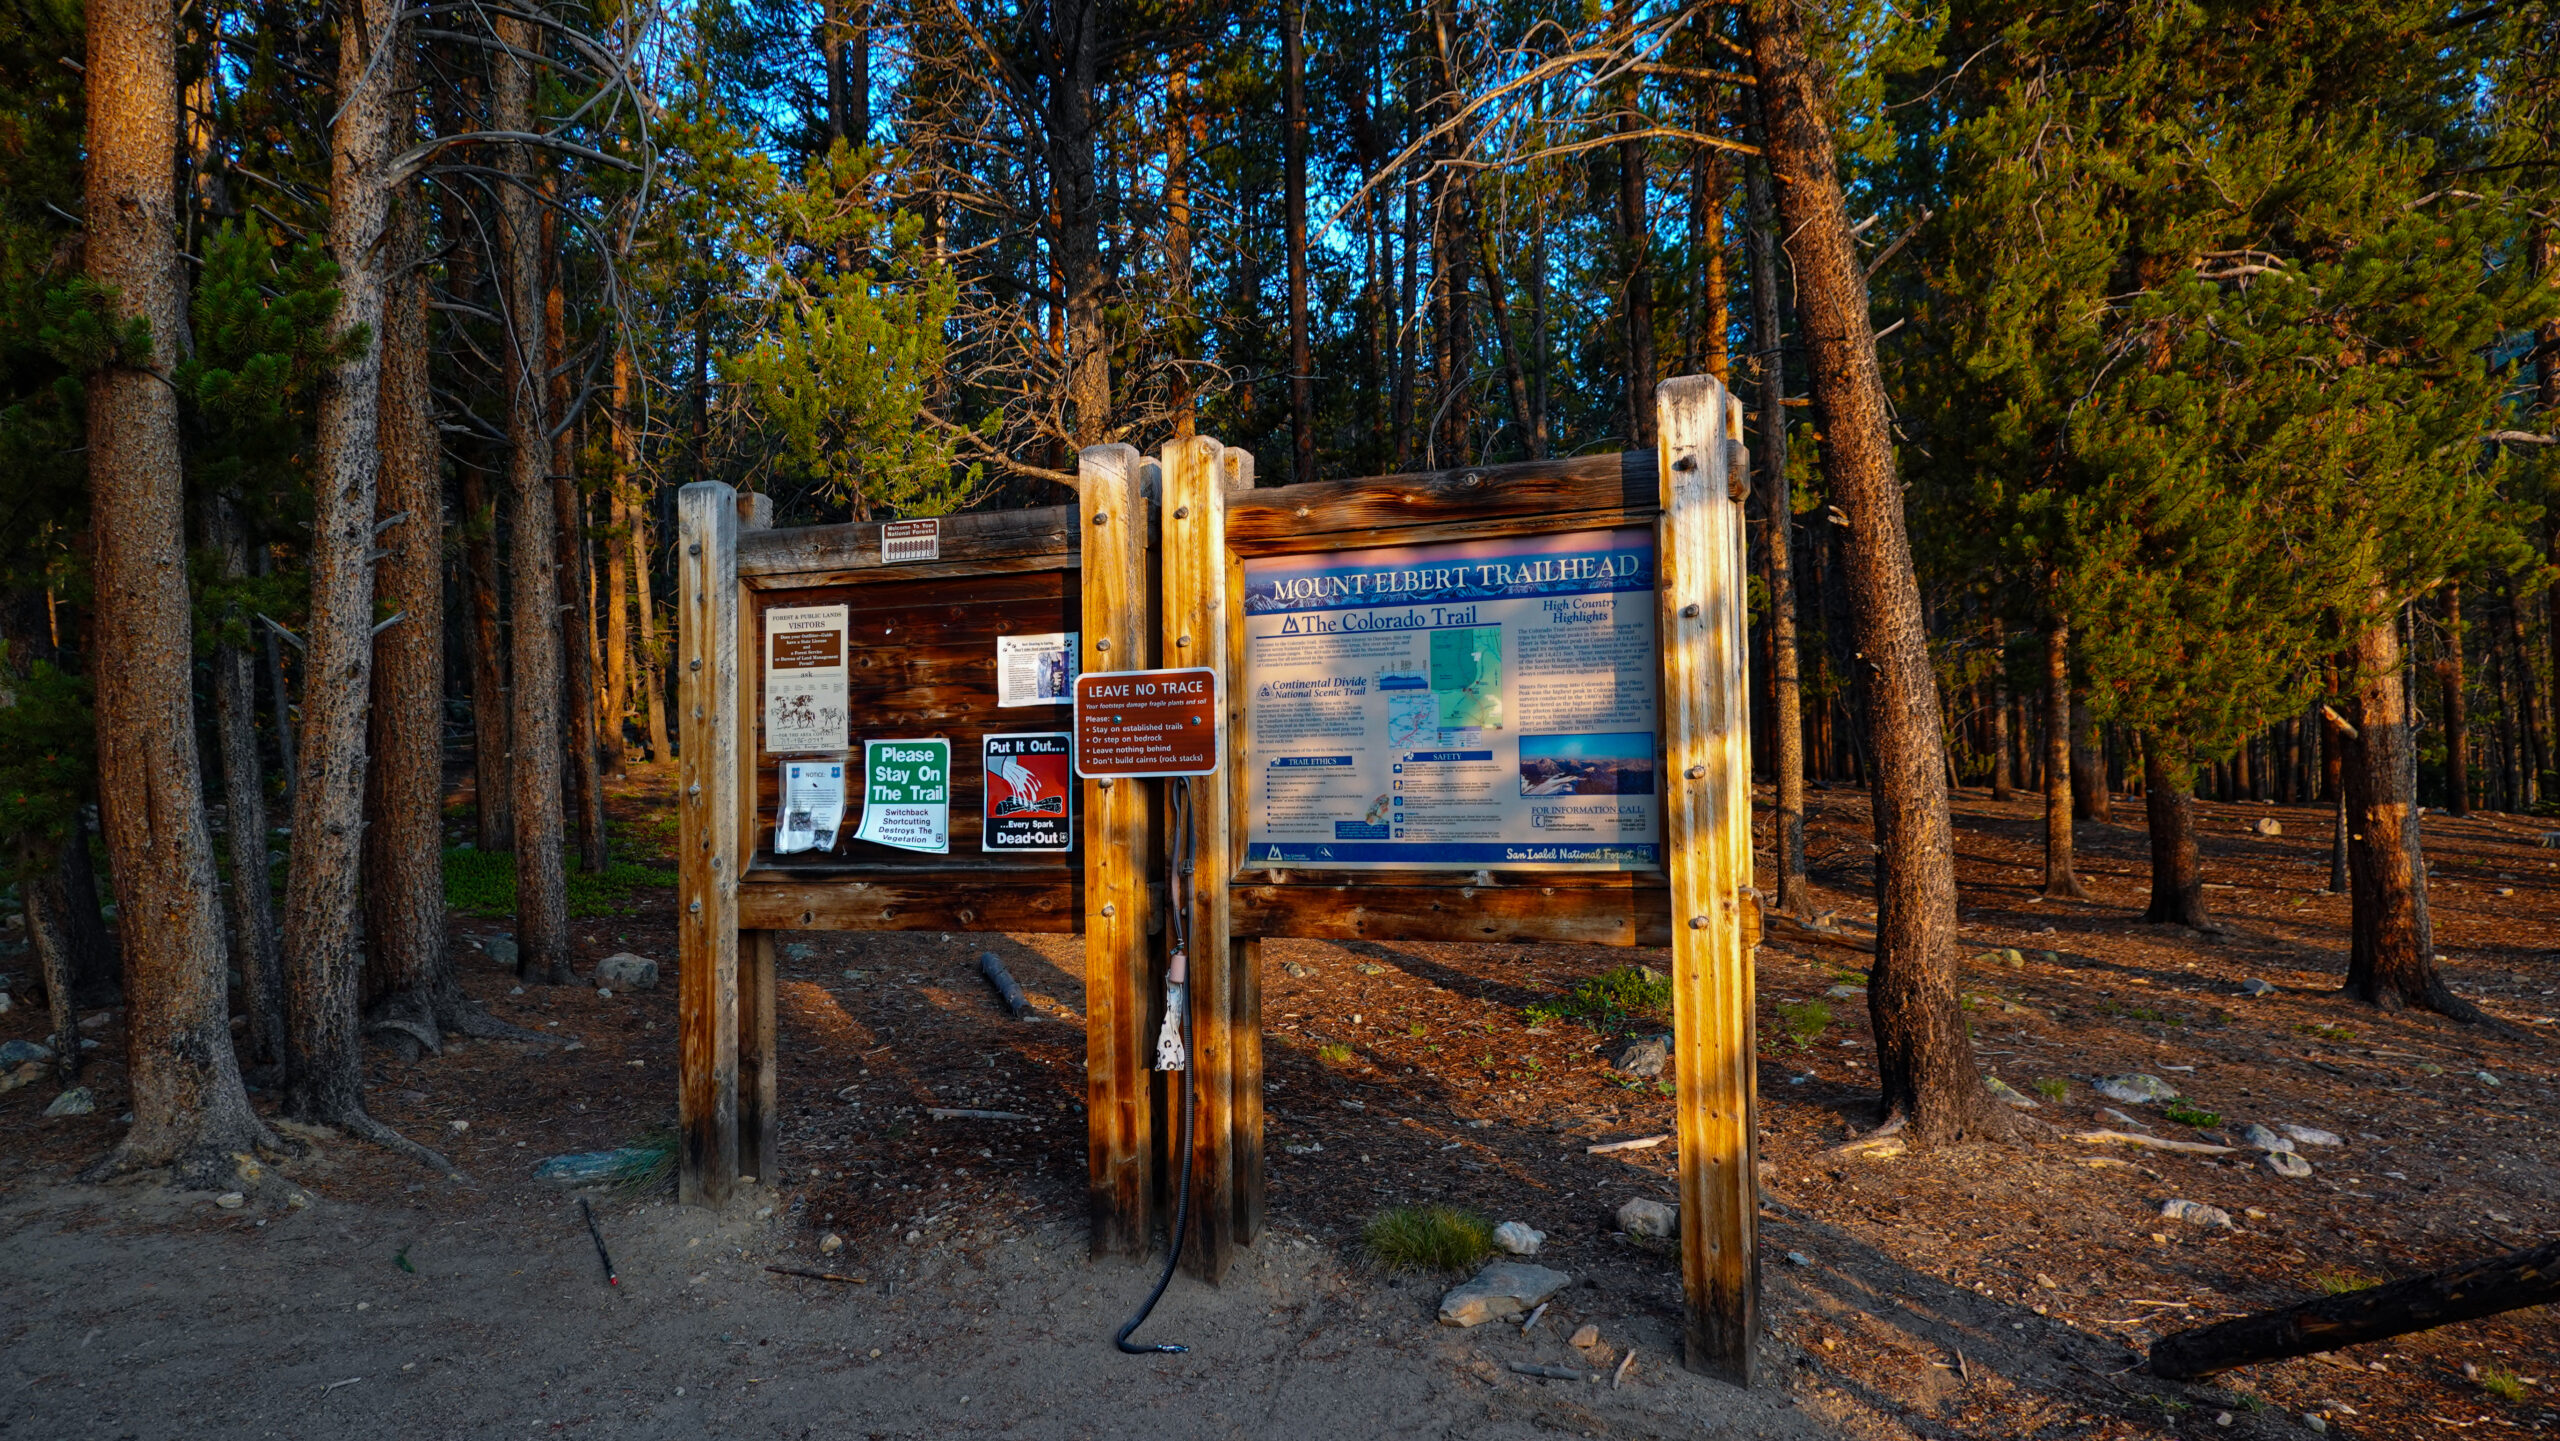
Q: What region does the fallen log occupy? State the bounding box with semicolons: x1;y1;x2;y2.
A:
2149;1236;2560;1381
978;950;1036;1020
2067;1129;2238;1156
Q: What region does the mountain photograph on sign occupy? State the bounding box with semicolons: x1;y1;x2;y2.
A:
1518;732;1656;796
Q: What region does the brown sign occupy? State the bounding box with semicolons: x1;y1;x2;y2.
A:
1074;667;1221;777
769;628;842;669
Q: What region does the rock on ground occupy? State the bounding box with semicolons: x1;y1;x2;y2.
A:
0;1038;51;1066
43;1087;95;1117
2096;1074;2179;1104
2253;817;2282;837
2238;1123;2295;1153
2239;978;2278;996
1438;1261;1572;1327
2280;1124;2344;1148
2159;1199;2235;1229
1492;1221;1545;1255
1616;1197;1677;1238
1983;1075;2040;1109
596;953;660;990
2262;1152;2314;1178
1609;1037;1667;1078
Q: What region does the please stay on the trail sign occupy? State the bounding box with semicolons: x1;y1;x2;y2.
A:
1074;667;1221;777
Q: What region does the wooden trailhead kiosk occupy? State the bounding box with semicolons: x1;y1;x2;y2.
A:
676;376;1764;1381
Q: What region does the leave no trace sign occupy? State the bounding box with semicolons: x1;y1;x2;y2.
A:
1074;667;1221;777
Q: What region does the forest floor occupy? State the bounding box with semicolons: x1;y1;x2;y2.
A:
1;769;2555;1440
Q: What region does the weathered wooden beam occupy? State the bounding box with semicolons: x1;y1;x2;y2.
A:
1163;433;1245;1281
2150;1237;2560;1381
738;928;778;1185
1225;451;1658;551
1656;377;1759;1384
736;503;1077;579
676;482;742;1208
736;875;1085;933
1080;444;1158;1260
1220;446;1264;1250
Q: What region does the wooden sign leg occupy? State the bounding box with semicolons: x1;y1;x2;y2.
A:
1163;435;1243;1281
739;929;778;1184
677;481;743;1207
1081;443;1157;1259
1655;377;1760;1382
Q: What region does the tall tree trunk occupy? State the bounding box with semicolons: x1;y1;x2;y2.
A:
636;500;671;763
1283;0;1313;483
2443;583;2469;816
2341;602;2472;1018
1692;142;1728;383
1747;0;2001;1142
1392;153;1418;468
546;199;608;874
1614;0;1653;448
1989;617;2013;802
2140;741;2208;928
2069;693;2109;822
1051;0;1108;449
1743;90;1804;911
2496;574;2544;807
78;0;273;1185
1474;204;1538;457
498;13;573;984
21;839;85;1082
462;465;513;845
1166;64;1196;440
279;0;443;1167
603;349;633;770
206;494;284;1066
2040;622;2084;896
257;543;298;811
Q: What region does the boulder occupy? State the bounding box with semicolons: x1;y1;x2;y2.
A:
2095;1074;2180;1104
1438;1261;1572;1327
43;1086;95;1117
2278;1123;2343;1148
2239;978;2278;997
1616;1197;1677;1238
2261;1151;2313;1179
0;1060;45;1094
595;953;660;990
2252;817;2282;837
1609;1037;1668;1078
479;935;520;969
1491;1221;1546;1256
0;1038;51;1067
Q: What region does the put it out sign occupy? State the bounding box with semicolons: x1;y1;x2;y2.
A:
855;738;950;854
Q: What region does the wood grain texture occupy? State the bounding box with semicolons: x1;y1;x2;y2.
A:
736;874;1085;932
1079;445;1158;1259
740;929;778;1185
737;503;1077;578
1164;435;1242;1280
677;482;743;1207
1220;448;1264;1247
1655;377;1759;1383
1224;451;1658;552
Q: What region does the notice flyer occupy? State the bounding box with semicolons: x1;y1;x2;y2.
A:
981;733;1073;852
775;758;847;855
763;604;849;753
995;632;1078;707
854;738;951;854
1240;529;1661;870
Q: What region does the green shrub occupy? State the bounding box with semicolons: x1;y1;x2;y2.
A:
1316;1042;1354;1066
443;847;678;919
2308;1269;2373;1295
1361;1205;1493;1272
2032;1077;2069;1104
1776;999;1832;1051
2480;1369;2528;1403
1522;965;1673;1031
2162;1101;2221;1128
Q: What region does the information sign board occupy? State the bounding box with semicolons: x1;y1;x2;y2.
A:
1073;667;1221;777
1239;528;1660;869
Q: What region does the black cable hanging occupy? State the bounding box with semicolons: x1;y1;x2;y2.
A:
1115;775;1196;1356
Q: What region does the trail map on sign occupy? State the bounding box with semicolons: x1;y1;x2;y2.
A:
1241;529;1660;870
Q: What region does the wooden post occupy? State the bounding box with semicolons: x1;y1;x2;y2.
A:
1081;444;1158;1258
677;481;743;1207
734;493;777;1186
1163;434;1249;1280
1218;445;1264;1249
1654;376;1759;1382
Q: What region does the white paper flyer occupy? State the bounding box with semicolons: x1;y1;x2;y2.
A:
776;758;848;855
995;632;1078;707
